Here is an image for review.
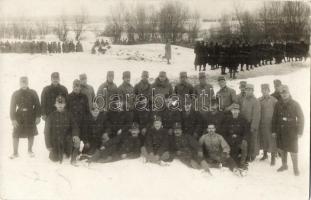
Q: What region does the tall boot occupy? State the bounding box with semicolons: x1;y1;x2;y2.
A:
277;150;288;172
270;152;276;166
290;153;299;176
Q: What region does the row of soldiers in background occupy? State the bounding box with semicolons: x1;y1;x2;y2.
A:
0;40;83;54
194;40;310;79
10;71;304;176
91;39;111;54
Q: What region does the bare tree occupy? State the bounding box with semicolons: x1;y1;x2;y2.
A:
134;4;148;41
74;9;88;41
148;6;159;41
55;14;69;42
187;10;201;43
106;2;125;43
36;20;49;39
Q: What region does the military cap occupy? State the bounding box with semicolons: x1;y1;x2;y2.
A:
180;71;187;78
280;85;290;94
51;72;60;79
261;84;270;90
153;115;162;122
239;81;247;89
159;71;167;78
79;73;87;80
107;71;114;78
245;84;254;90
198;72;206;78
173;122;182;129
56;95;66;104
217;76;226;81
131;122;140;130
141;71;149;78
231;103;240;110
73;79;81;87
20;76;28;83
123;71;131;78
273;79;282;87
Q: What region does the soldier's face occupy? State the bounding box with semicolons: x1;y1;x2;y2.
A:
101;133;110;143
218;80;226;88
281;91;290;100
180;77;187;83
55;102;65;111
199;77;206;84
107;76;114;83
130;129;139;137
123;77;130;84
153;121;162;130
207;125;216;134
51;77;60;85
73;85;81;93
210;104;218;112
261;88;270;96
174;128;182;136
245;88;253;97
20;80;28;90
91;108;100;118
80;78;87;85
159;76;166;82
231;109;240;118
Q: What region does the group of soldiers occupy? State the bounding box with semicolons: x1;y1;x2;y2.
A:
10;70;304;177
194;40;310;79
91;39;111;54
0;40;84;54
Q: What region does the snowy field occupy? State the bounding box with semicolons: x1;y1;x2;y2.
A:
0;44;309;200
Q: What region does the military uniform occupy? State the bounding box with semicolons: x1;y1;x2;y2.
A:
216;85;237;111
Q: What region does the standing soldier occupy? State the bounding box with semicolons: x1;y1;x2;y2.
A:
174;72;194;111
97;71;119;111
240;84;261;162
67;80;89;137
10;77;41;159
258;84;278;165
118;71;135;111
271;79;282;101
237;81;247;106
194;41;200;71
272;85;304;176
79;73;95;112
133;71;152;138
151;71;173;111
41;72;68;120
44;95;80;165
216;76;237;112
165;40;172;64
194;72;214;112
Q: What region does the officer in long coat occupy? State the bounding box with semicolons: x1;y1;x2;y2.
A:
165;41;172;64
271;79;282;101
216;76;238;112
272;85;304;176
10;77;41;159
240;84;261;162
258;84;278;165
41;72;68;120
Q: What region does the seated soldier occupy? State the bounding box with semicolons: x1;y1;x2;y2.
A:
141;116;171;165
81;106;108;155
199;124;245;176
222;103;249;170
44;95;80;165
120;122;142;159
171;122;212;174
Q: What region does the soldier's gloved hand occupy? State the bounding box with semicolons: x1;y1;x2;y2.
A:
73;136;80;148
117;129;122;135
141;128;147;135
198;151;204;158
12;120;19;128
121;154;127;159
35;117;41;125
272;133;277;138
42;115;47;121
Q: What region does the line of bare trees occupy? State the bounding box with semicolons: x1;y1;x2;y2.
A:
103;1;201;45
208;1;310;43
0;10;88;42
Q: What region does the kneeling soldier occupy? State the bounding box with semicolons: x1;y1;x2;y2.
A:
44;95;80;165
141;116;170;164
199;124;244;176
172;122;211;174
120;122;142;159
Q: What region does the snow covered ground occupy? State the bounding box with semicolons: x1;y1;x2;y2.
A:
0;44;309;200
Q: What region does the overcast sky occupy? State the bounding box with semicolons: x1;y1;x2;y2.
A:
0;0;262;19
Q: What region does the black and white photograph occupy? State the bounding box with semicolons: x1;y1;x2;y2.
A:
0;0;310;199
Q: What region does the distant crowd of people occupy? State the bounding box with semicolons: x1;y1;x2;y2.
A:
0;40;84;54
91;39;111;54
194;40;310;78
